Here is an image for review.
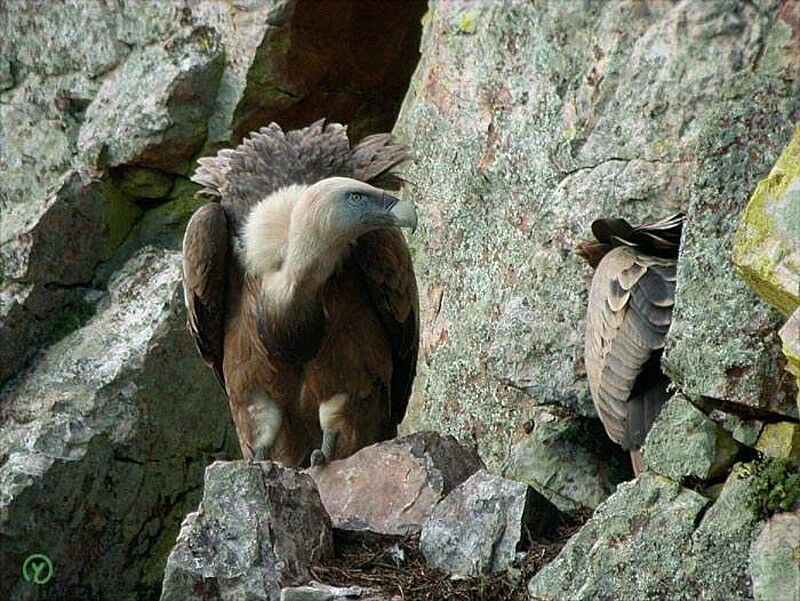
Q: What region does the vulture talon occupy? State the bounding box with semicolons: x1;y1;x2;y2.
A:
309;449;328;467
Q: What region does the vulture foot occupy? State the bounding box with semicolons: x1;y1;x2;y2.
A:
309;449;328;467
310;430;339;467
253;446;270;461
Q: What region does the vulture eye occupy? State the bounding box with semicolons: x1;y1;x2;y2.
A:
348;191;365;205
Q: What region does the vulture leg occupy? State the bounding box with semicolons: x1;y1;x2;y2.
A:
248;392;283;462
310;430;339;467
310;393;346;466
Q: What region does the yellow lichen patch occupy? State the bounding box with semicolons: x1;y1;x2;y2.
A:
733;124;800;317
756;422;800;463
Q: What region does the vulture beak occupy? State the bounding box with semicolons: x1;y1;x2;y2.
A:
383;192;418;234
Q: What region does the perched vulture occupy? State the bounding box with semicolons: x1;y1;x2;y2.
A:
182;120;419;467
576;212;684;475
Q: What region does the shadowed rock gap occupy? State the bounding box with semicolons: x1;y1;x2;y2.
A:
232;0;427;142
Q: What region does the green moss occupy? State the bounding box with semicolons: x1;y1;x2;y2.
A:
101;183;144;258
140;494;195;586
117;167;174;199
743;457;800;518
46;295;97;345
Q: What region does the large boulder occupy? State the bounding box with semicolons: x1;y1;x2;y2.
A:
394;0;800;468
528;468;769;600
0;249;236;600
308;432;484;536
161;461;334;601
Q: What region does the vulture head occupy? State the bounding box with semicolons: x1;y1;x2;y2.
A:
303;176;418;238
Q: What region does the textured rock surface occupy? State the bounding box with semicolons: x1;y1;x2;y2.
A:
528;469;765;600
734;125;800;411
279;583;372;601
420;469;559;577
0;2;423;597
734;124;800;318
781;309;800;404
643;394;743;481
0;249;236;600
161;461;333;601
395;0;800;468
756;422;800;461
749;509;800;601
308;432;483;536
502;406;630;511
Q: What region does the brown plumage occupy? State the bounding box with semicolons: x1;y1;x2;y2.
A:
182;120;419;467
576;212;684;476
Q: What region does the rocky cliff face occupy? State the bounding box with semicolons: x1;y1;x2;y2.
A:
395;0;799;475
0;1;424;598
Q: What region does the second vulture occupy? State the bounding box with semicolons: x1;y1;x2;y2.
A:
577;212;684;475
182;120;419;467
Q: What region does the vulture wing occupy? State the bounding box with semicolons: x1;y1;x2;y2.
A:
348;132;417;431
353;229;419;433
584;246;676;449
182;202;230;391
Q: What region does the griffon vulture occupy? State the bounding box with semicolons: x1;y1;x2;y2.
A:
181;120;419;467
576;212;684;475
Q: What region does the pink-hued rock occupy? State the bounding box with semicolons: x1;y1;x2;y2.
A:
308;431;484;535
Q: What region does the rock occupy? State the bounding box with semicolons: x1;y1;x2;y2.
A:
0;249;236;600
421;469;559;577
749;509;800;601
781;308;800;412
734;124;799;319
643;394;743;481
280;583;367;601
78;26;225;173
116;167;175;199
733;124;800;412
756;422;800;462
394;0;800;468
528;468;766;600
308;432;483;535
161;461;333;601
709;409;764;447
502;406;630;511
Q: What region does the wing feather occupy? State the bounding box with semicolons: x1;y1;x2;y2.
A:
182;203;229;391
585;245;676;449
352;229;419;433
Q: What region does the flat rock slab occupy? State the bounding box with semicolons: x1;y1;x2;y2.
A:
161;461;333;601
280;583;388;601
308;431;484;535
421;469;559;577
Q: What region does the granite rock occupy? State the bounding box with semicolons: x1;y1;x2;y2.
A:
420;469;559;577
161;461;333;601
308;432;483;536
